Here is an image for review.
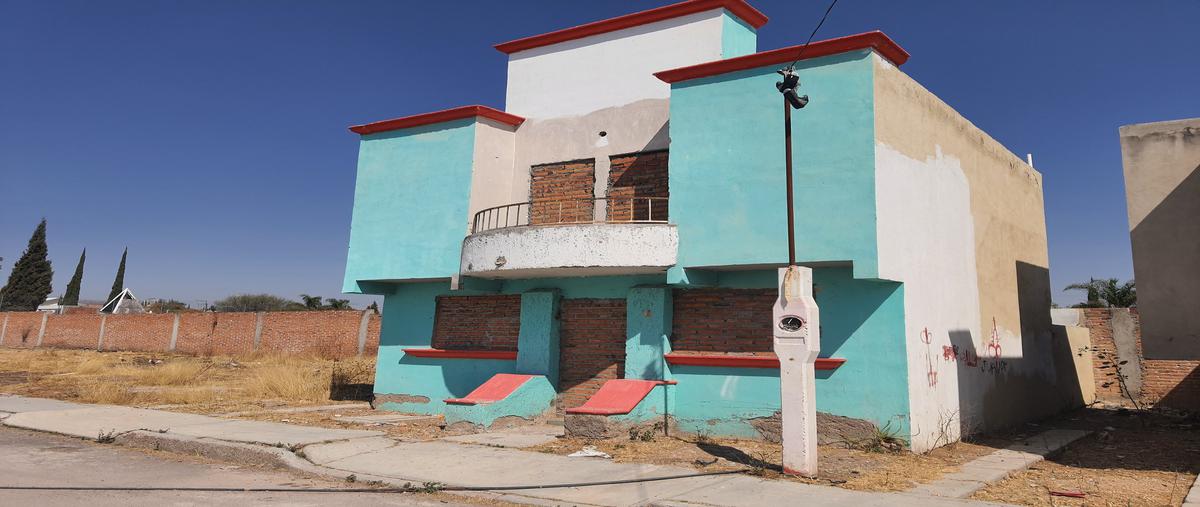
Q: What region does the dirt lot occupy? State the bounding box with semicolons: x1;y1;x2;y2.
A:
972;408;1199;507
1;348;1196;504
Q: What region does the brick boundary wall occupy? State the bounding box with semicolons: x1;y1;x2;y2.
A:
558;298;627;413
0;310;381;359
1078;308;1199;412
430;295;522;351
530;158;596;225
607;150;669;222
671;288;776;355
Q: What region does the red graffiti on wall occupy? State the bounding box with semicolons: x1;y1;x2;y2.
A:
921;327;938;388
987;317;1003;360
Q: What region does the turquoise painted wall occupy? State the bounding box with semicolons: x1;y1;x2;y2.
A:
668;268;910;439
667;51;879;279
343;119;477;294
375;275;667;414
720;13;757;58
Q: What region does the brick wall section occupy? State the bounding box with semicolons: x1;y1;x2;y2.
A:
0;310;380;359
671;289;776;355
558;298;627;412
607;150;669;222
175;312;257;356
1078;307;1199;412
530;159;595;224
431;295;521;351
0;313;43;347
101;314;174;352
1081;308;1135;402
365;313;381;356
1142;360;1200;411
260;310;363;358
41;314;101;349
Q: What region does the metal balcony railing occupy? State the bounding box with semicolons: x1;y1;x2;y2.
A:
471;196;668;234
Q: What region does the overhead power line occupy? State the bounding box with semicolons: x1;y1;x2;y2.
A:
786;0;841;70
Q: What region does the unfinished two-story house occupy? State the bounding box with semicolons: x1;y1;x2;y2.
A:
343;0;1083;451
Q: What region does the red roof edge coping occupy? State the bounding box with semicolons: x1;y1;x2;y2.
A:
349;106;525;136
654;31;909;84
564;379;671;415
401;348;518;361
494;0;768;54
663;352;846;370
445;373;536;405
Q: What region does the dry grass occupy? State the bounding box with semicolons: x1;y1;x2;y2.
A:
0;348;375;411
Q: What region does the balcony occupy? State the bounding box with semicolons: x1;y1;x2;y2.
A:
461;197;677;279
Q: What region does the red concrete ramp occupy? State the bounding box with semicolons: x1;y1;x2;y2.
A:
565;379;669;415
444;374;535;406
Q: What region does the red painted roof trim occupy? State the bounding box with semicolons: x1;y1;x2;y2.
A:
494;0;768;54
402;348;518;360
664;352;845;370
654;31;909;84
349;106;525;136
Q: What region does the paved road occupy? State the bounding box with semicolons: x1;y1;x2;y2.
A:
0;426;470;506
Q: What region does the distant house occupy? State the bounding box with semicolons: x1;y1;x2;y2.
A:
36;296;63;314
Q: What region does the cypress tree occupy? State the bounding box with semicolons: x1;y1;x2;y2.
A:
61;249;85;306
106;248;127;305
0;219;54;311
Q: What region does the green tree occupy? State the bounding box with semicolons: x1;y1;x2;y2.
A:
146;299;189;313
106;248;127;305
0;219;54;311
61;249;85;306
1065;278;1136;308
214;294;303;312
325;298;352;310
299;294;323;310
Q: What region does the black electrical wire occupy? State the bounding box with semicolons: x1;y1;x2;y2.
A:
0;469;746;493
786;0;841;70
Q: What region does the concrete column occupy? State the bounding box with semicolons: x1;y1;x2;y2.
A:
356;309;373;357
624;286;672;380
96;314;108;351
773;266;820;478
0;313;9;346
35;312;48;347
253;312;265;351
515;290;561;386
168;313;181;351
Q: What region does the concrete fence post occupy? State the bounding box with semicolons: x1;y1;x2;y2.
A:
253;312;265;352
168;313;181;352
35;312;49;347
0;313;9;346
97;314;108;351
356;310;372;357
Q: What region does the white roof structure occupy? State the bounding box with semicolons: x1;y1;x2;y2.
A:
100;288;144;314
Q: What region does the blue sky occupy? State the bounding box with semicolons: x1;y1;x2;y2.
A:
1;0;1197;308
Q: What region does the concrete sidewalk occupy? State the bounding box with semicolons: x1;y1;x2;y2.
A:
0;395;1006;506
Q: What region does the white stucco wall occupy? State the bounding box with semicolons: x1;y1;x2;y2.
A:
466;119;518;233
460;223;677;278
504;9;728;119
875;142;983;452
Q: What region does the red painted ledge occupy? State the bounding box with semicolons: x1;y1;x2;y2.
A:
494;0;768;54
402;348;518;360
565;379;675;415
349;105;525;135
445;373;535;406
664;352;845;370
654;31;908;84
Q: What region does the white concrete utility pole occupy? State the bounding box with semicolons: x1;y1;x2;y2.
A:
773;266;820;477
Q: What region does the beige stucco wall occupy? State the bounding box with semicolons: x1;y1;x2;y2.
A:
1119;118;1200;360
873;55;1082;443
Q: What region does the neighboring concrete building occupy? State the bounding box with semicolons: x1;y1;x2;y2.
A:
1120;118;1200;360
343;0;1082;451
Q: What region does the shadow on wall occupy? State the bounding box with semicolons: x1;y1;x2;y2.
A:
949;262;1085;437
1131;163;1200;359
1153;362;1200;412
